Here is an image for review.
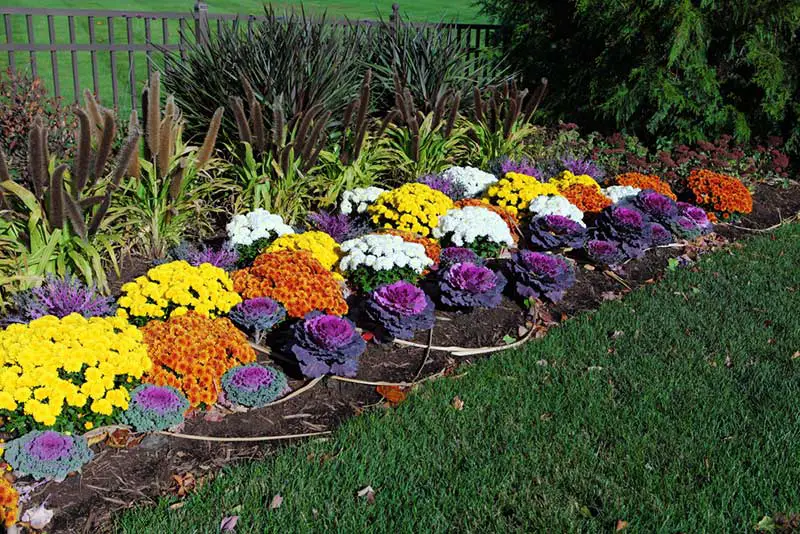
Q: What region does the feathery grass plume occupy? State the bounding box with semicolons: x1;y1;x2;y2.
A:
294;104;321;152
230;96;252;146
83;89;104;142
126;109;141;179
88;130;141;235
158;95;176;177
272;95;285;148
524;78;548;123
27;117;46;198
444;93;460;137
196;107;224;171
73;109;91;195
141;86;152;161
168;161;186;202
242;77;266;153
48;164;67;230
376;109;399;139
63;184;87;239
431;89;448;130
146;71;161;156
352;69;372;158
302;110;331;164
92;110;116;185
0;148;9;182
473;86;484;123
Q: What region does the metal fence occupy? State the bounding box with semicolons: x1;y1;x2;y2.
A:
0;2;500;114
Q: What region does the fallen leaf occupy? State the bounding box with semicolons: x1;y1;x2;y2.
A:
376;385;407;407
792;351;800;360
583;264;595;271
106;428;131;448
269;494;283;510
357;485;376;504
610;330;625;340
600;291;622;301
451;396;464;411
169;502;186;510
615;519;629;531
361;331;375;342
21;503;54;530
724;355;733;368
536;359;548;366
502;334;517;344
172;472;197;497
540;412;553;421
220;515;239;531
86;431;108;446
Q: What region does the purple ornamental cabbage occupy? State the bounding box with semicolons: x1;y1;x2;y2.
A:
631;190;678;225
229;297;287;344
417;173;468;200
594;206;653;259
498;157;542;180
668;216;705;240
4;430;94;481
6;275;115;324
649;223;674;246
507;250;575;303
527;214;587;250
307;211;370;243
287;312;367;378
677;202;713;233
365;280;435;340
122;384;190;432
439;262;507;309
560;156;606;181
584;239;626;266
439;247;485;270
221;363;290;408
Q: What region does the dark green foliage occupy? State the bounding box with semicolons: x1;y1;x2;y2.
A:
347;265;421;293
235;237;274;268
480;0;800;154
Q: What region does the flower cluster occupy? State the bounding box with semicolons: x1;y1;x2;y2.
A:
417;173;468;200
222;364;289;408
287;312;366;378
454;198;521;244
368;183;454;237
365;281;435;340
380;229;441;270
228;297;287;344
507;251;575;303
226;209;295;248
615;172;676;200
339;234;433;292
265;231;342;273
528;195;585;225
497;157;542;179
4;430;93;481
484;172;561;216
122;384;189;432
6;275;115;324
232;251;348;318
340;186;388;216
439;263;507;309
171;242;239;271
559;157;605;181
0;314;150;431
686;169;753;219
583;239;626;266
549;170;602;191
141;313;256;407
0;477;16;528
602;185;641;204
527;215;588;250
307;211;370;243
594;206;653;259
439;247;485;270
117;261;241;324
440;166;498;197
561;184;612;213
433;206;515;258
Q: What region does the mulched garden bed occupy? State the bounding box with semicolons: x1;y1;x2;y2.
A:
22;182;800;533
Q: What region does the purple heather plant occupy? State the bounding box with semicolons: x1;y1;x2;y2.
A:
4;430;93;481
221;363;290;408
560;156;606;181
365;280;435;340
307;210;370;243
594;206;653;259
439;262;507;309
497;157;542;180
171;242;239;270
287;312;367;378
439;247;485;270
507;250;575;303
122;384;190;432
584;239;626;266
6;275;115;324
527;214;587;250
417;173;468;200
229;297;287;344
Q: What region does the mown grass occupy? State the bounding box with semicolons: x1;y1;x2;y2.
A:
117;224;800;532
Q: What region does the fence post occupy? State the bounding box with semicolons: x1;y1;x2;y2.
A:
194;0;209;46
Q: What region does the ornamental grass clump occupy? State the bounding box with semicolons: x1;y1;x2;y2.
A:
365;281;435;340
228;297;287;344
368;183;454;237
4;430;93;481
339;234;434;292
484;172;561;216
226;209;295;265
433;206;515;258
594;206;653;259
439;166;498;198
528;195;585;225
615;172;676;200
287;312;366;378
439;262;507;309
507;250;575;303
527;214;588;250
0;477;17;528
122;384;189;432
686;169;752;220
583;239;626;266
6;275;115;324
221;364;289;408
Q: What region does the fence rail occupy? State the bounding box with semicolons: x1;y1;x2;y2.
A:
0;2;500;114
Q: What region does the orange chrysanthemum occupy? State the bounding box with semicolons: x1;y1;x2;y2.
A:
379;229;442;267
615;172;677;200
454;198;521;243
0;475;18;528
141;313;255;407
231;250;347;318
687;169;752;219
561;184;612;213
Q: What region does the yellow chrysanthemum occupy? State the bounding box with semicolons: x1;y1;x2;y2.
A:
368;183;454;237
484;172;561;216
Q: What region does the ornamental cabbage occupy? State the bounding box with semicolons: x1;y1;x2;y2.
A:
122;384;189;432
365;281;435;340
593;206;653;259
221;364;289;408
507;250;575;303
287;312;367;378
439;262;507;309
439;247;485;270
4;430;93;481
584;239;626;266
527;214;587;250
228;297;287;344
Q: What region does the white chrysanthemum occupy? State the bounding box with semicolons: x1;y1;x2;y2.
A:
339;234;433;273
528;195;585;226
226;209;295;247
603;185;641;204
339;187;388;216
440;166;498;198
432;206;514;248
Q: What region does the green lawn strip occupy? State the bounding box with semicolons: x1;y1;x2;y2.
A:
117;224;800;532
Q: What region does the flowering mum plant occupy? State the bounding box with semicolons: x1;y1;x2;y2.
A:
484;172;561;216
583;239;626;266
339;234;433;292
594;206;653;259
308;211;370;243
340;186;388;216
171;242;239;271
287;312;367;378
507;250;575;303
117;261;241;325
417;173;468;200
0;314;150;433
141;313;256;407
0;477;17;528
4;430;93;481
232;251;348;318
6;275;115;324
226;209;295;265
365;281;435;340
380;229;441;270
265;231;342;273
528;214;588;250
439;262;507;309
686;169;753;220
454;198;521;244
439;166;498;198
228;297;287;344
561;184;613;214
439;247;485;270
615;172;677;200
368;183;454;237
602;185;641;204
528;195;585;225
549;170;602;192
433;206;515;258
221;363;289;408
122;384;189;432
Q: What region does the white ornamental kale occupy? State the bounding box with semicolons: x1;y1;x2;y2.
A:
433;206;514;247
226;209;295;247
440;166;498;197
339;187;388;215
603;185;642;204
339;234;433;273
528;195;585;226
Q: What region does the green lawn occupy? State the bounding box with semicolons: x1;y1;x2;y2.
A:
117;224;800;532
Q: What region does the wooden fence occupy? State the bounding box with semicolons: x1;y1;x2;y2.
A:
0;2;500;114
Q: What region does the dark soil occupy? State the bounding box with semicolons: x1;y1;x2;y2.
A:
20;182;800;534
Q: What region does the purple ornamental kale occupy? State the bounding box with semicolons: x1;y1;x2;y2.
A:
497;157;543;180
677;202;713;233
668;216;705;240
631;190;678;226
583;239;626;266
560;156;606;181
221;363;289;408
229;297;287;344
507;250;575;303
594;206;653;259
287;312;367;378
6;275;115;324
4;430;94;481
649;223;674;246
417;173;468;200
439;262;507;309
122;384;190;432
307;210;370;243
365;280;435;340
527;214;587;250
439;247;485;270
